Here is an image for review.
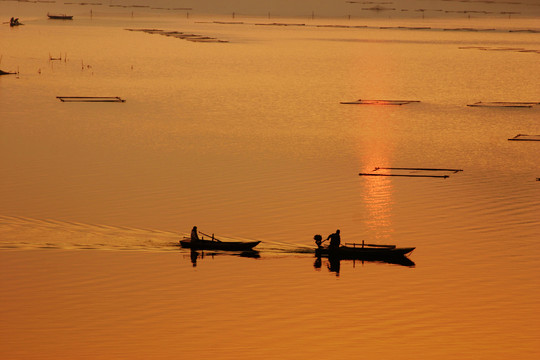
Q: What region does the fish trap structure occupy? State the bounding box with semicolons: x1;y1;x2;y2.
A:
126;28;229;43
467;101;540;108
508;134;540;141
341;99;420;105
57;96;126;103
359;167;463;179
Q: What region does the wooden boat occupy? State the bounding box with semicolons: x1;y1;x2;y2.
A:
0;69;17;75
180;238;261;251
316;242;415;260
47;14;73;20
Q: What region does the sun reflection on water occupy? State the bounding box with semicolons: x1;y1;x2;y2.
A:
361;167;395;243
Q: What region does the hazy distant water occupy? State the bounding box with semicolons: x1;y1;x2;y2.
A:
1;7;540;360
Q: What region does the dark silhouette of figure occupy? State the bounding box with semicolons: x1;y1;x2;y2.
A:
190;249;199;267
191;226;200;241
313;234;324;270
313;257;322;270
326;229;341;249
327;256;341;276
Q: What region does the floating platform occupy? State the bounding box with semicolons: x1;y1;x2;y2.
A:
459;46;540;54
359;167;463;179
508;134;540;141
467;101;540;108
341;99;420;105
57;96;126;103
254;22;306;27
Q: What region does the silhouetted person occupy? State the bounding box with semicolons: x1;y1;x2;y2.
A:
191;226;200;242
326;229;341;249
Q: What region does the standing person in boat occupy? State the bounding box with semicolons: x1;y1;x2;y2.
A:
191;226;200;243
326;229;341;249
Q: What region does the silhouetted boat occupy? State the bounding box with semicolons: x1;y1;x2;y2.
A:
316;242;415;260
47;13;73;20
0;69;16;75
180;238;261;251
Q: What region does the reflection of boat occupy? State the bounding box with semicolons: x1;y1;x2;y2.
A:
47;13;74;20
314;243;415;275
180;238;261;251
188;249;260;267
315;242;415;261
315;252;415;270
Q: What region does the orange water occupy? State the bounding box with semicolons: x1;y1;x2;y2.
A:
1;3;539;359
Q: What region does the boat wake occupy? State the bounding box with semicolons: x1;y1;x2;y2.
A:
0;216;181;252
0;216;414;268
0;216;314;255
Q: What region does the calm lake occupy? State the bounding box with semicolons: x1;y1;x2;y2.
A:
1;2;539;359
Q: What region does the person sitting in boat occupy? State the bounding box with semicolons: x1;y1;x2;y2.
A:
191;226;200;242
326;229;341;249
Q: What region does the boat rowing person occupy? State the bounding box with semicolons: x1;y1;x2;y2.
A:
326;229;341;249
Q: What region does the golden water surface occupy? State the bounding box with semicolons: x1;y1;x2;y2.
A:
1;1;539;359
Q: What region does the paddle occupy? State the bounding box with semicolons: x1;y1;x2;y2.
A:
198;231;222;242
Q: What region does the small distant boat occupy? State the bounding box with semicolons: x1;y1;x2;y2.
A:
0;69;17;75
316;242;415;260
180;234;260;252
47;13;73;20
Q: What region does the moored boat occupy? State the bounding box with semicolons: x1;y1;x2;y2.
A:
0;69;17;75
47;13;73;20
180;238;260;251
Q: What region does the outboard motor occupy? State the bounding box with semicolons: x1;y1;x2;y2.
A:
314;234;323;248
